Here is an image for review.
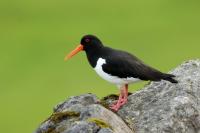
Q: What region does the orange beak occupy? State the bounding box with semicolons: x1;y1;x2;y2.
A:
64;44;84;61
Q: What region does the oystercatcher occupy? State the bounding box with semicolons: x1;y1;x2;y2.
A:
65;35;178;111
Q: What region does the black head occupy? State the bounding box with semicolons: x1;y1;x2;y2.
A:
80;35;103;51
64;35;103;61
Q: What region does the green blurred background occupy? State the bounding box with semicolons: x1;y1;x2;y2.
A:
0;0;200;132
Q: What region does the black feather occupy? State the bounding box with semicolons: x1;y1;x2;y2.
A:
99;47;177;83
162;74;178;83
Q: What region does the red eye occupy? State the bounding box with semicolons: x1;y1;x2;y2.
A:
85;38;90;42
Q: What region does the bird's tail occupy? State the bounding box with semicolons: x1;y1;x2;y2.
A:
162;74;178;83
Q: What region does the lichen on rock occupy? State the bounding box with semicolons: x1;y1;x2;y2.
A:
87;118;112;129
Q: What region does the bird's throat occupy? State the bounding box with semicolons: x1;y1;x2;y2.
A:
85;48;102;68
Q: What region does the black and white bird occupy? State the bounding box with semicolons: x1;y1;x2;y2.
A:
65;35;178;111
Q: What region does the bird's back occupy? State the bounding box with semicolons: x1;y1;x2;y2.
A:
100;47;178;83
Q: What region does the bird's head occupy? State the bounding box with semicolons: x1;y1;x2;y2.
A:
64;35;103;61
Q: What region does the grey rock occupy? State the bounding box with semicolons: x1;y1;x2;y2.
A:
35;59;200;133
63;121;99;133
98;128;113;133
117;59;200;133
35;93;132;133
54;93;98;112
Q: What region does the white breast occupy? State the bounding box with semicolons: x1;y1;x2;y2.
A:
94;58;141;86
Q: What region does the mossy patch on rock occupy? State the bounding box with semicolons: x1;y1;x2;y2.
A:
50;111;80;123
39;111;80;133
87;118;112;129
45;128;58;133
100;94;119;108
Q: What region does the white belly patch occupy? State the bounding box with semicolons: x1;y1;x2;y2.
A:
94;58;141;85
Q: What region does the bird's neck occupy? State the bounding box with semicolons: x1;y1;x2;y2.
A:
85;46;104;68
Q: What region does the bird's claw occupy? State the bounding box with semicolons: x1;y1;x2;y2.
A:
110;104;121;112
109;98;128;112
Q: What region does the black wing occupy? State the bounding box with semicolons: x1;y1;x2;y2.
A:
102;47;177;83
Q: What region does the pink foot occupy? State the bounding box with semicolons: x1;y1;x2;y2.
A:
110;98;128;111
119;98;127;105
110;105;120;111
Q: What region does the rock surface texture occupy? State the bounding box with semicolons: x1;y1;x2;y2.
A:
35;60;200;133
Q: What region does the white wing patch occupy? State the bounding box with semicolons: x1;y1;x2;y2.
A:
94;58;141;86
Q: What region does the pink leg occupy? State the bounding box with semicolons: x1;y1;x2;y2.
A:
110;84;129;111
119;84;128;105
